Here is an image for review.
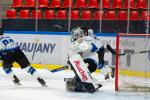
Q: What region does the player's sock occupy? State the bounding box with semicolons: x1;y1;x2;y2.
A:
3;67;21;85
24;66;47;86
24;66;41;78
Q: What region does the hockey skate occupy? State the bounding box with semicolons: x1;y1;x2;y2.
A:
37;77;47;87
105;74;110;80
13;75;21;85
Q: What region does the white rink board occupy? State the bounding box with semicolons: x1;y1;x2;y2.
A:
5;33;116;66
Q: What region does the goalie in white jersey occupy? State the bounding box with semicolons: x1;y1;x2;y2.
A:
66;27;117;92
0;28;47;86
70;27;116;79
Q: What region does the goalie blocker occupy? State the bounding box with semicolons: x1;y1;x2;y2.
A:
64;54;102;93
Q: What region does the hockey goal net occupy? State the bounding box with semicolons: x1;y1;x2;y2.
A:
115;33;150;92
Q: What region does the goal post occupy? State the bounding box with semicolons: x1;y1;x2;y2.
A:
115;33;150;91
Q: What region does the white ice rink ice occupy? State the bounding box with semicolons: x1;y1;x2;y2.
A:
0;68;150;100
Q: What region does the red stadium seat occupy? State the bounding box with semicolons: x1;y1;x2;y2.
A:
31;10;42;19
130;11;139;20
93;11;104;20
104;10;116;20
38;0;49;8
49;0;61;8
88;0;99;8
24;0;35;8
19;10;30;18
12;0;23;8
140;11;149;20
118;10;127;20
75;0;86;8
101;0;110;9
71;10;79;20
81;10;92;20
6;9;17;18
62;0;73;8
56;10;67;19
124;0;135;9
135;0;147;9
44;10;55;19
112;0;123;9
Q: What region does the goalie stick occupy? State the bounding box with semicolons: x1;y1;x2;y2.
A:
119;50;150;56
45;65;69;73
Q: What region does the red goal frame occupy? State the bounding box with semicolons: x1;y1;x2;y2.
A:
115;33;150;91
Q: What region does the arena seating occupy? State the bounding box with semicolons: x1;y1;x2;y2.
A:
87;0;99;8
112;0;123;9
71;10;79;20
31;10;42;19
44;10;55;19
24;0;35;8
75;0;86;8
19;10;30;18
49;0;61;8
140;11;149;20
12;0;23;8
118;10;127;20
124;0;135;9
61;0;73;8
129;10;139;20
102;0;111;9
104;10;117;20
93;11;104;20
135;0;147;9
38;0;49;8
81;10;92;20
6;0;150;20
6;9;17;18
56;10;67;19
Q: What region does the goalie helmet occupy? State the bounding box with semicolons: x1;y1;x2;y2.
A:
71;27;84;42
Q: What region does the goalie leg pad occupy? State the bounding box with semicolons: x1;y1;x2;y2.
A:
67;54;101;93
64;77;93;92
64;77;102;93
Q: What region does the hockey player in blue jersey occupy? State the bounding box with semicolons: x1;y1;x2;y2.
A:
0;28;47;86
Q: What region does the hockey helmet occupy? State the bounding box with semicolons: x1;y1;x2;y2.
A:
71;27;84;41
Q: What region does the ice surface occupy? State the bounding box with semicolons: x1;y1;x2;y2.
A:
0;68;150;100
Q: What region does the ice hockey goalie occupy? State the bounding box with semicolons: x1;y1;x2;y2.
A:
64;27;102;93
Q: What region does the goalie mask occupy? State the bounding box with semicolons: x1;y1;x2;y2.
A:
71;27;84;42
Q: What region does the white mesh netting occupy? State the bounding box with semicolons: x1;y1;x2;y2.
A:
117;34;150;91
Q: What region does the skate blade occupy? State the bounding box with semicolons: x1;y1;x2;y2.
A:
42;84;48;87
14;83;22;85
88;85;102;93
